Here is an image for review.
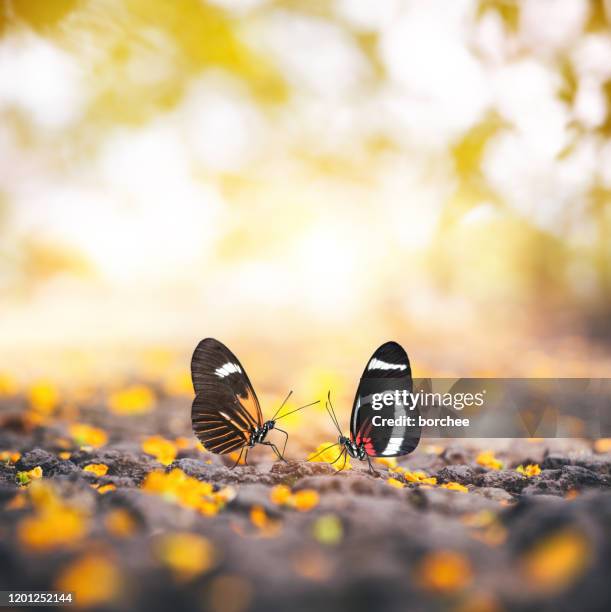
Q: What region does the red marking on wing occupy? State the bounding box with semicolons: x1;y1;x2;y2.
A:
355;420;376;456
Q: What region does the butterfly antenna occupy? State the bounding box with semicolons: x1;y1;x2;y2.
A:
326;390;343;434
307;442;340;461
271;390;293;421
275;399;321;421
325;401;343;436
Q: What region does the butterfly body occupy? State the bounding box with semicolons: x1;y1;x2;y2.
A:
249;420;276;447
338;435;367;460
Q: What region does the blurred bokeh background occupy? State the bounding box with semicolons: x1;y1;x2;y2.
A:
1;0;611;411
2;5;611;609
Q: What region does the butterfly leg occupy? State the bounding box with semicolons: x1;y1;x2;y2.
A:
329;448;345;466
262;441;287;463
274;427;289;458
230;447;245;469
330;449;347;475
336;450;349;473
366;456;380;477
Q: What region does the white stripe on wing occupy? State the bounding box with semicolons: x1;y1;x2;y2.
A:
368;357;407;371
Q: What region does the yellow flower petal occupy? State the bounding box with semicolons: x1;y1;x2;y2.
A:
293;489;319;512
250;505;269;530
0;373;18;396
387;477;405;489
17;466;43;486
249;505;282;537
418;551;473;594
521;529;591;593
109;385;155;415
55;554;120;607
28;381;59;415
174;436;191;450
155;533;216;580
441;482;469;493
104;509;136;538
270;485;292;506
142;435;177;466
374;457;397;469
594;438;611;453
0;451;21;463
83;463;109;476
516;464;541;478
7;493;27;510
18;506;87;551
141;469;224;516
69;424;108;448
476;450;503;470
164;371;194;397
307;442;351;471
403;470;437;485
312;514;343;545
29;466;43;480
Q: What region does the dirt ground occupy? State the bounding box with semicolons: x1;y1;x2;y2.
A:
0;394;610;612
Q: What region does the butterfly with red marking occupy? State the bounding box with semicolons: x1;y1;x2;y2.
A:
311;341;421;473
191;338;318;466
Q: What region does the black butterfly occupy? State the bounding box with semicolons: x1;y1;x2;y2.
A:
191;338;318;466
311;341;421;473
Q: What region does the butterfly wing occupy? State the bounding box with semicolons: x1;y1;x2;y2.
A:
350;341;421;457
191;338;263;454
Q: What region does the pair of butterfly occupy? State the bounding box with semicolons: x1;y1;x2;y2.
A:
191;338;421;472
